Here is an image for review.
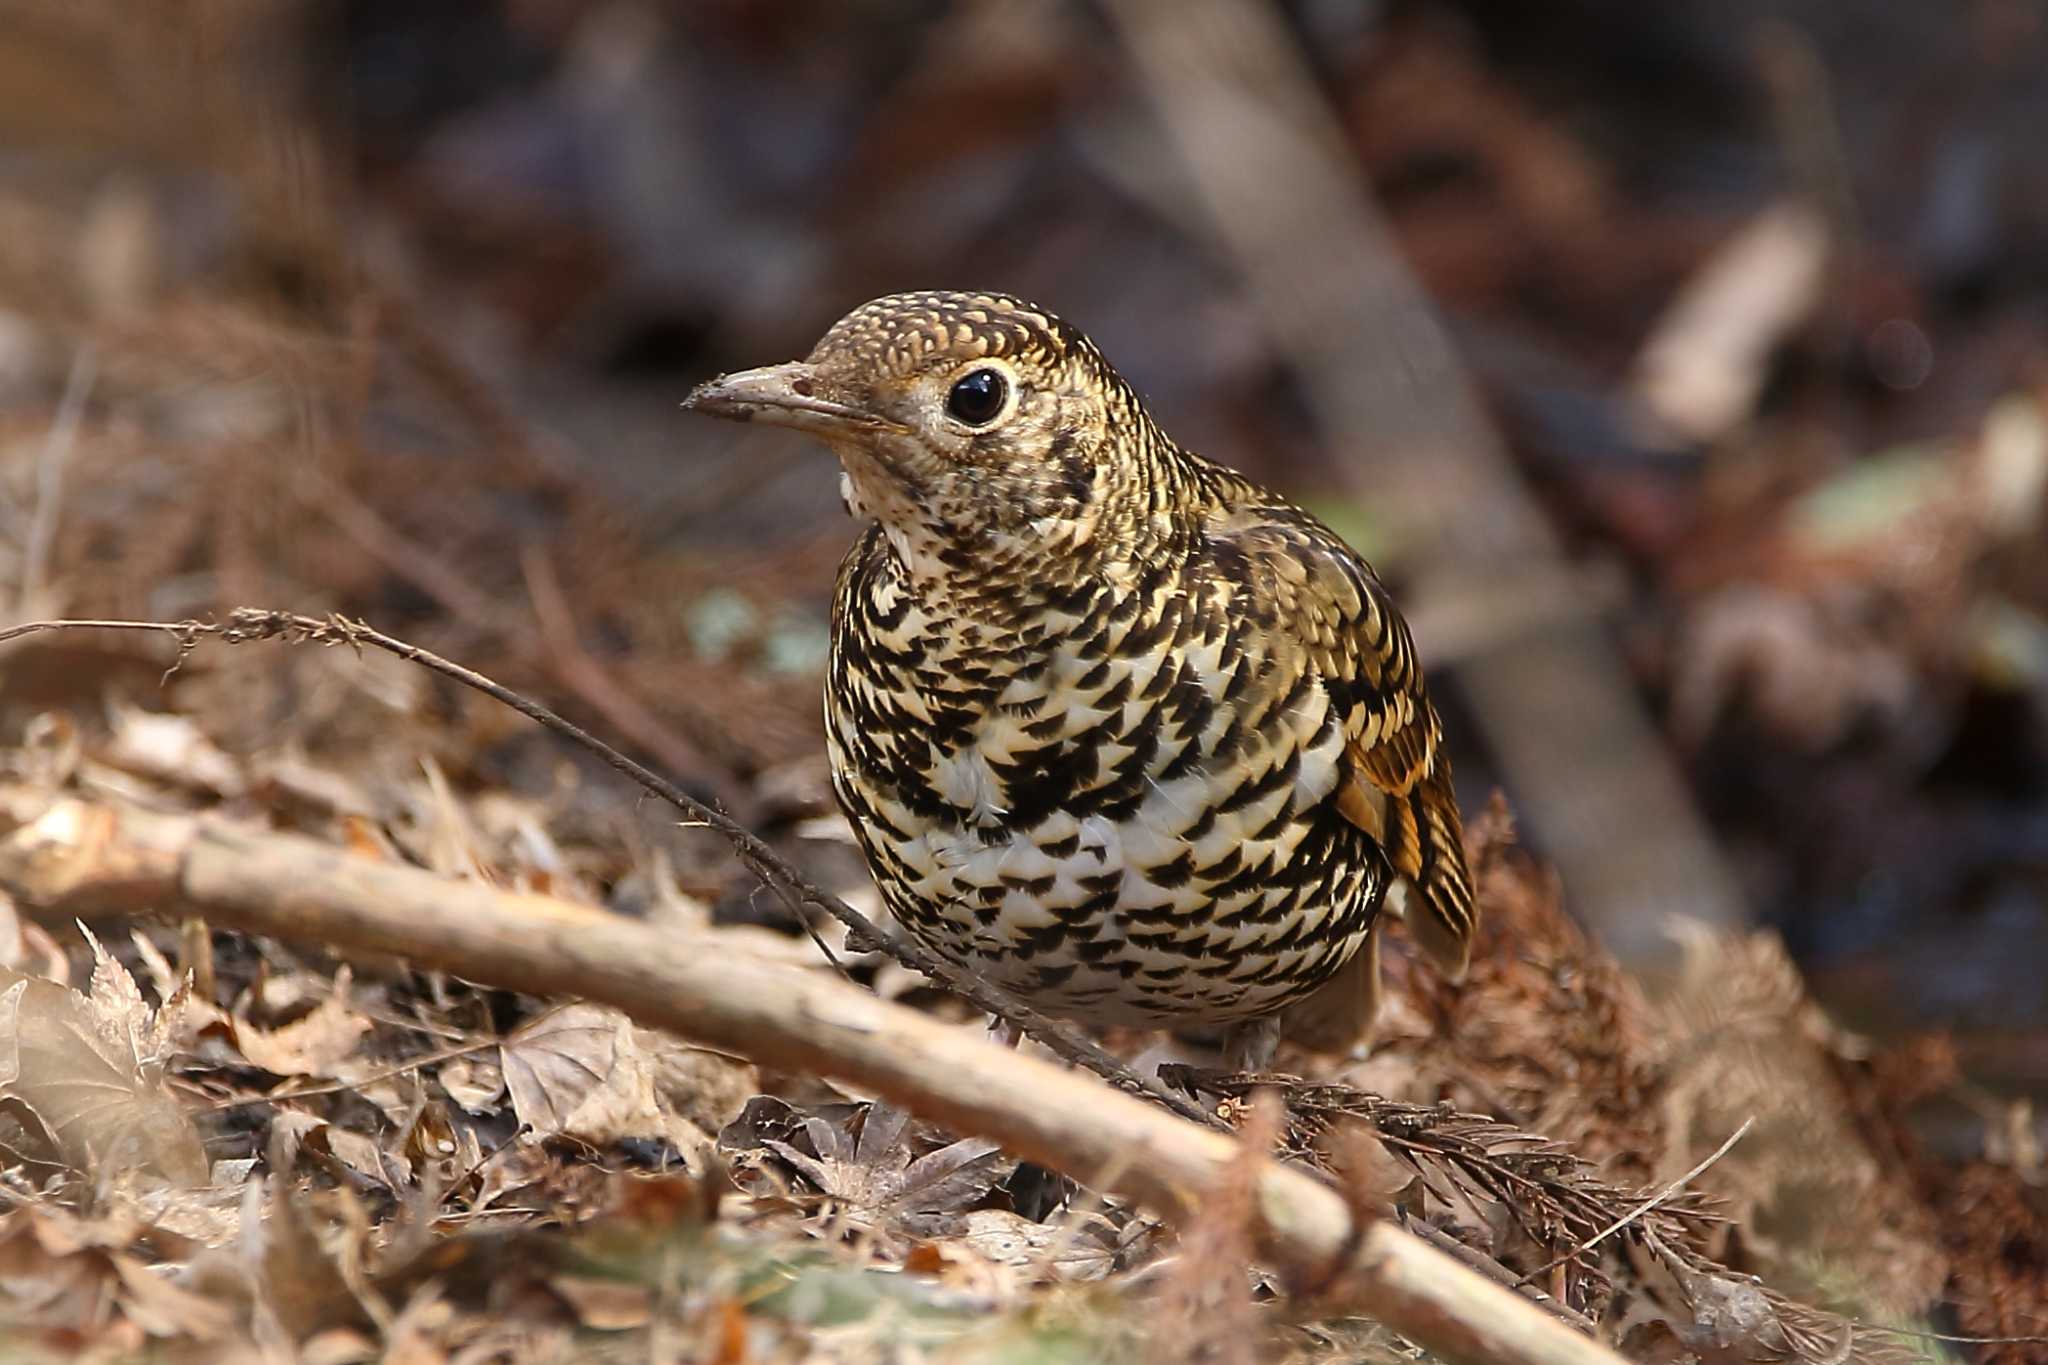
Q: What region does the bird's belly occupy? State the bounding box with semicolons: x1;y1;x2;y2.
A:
832;721;1380;1028
825;561;1388;1028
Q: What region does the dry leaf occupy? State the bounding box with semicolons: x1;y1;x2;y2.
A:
502;1002;636;1136
127;928;180;1002
549;1274;653;1330
902;1233;1015;1302
0;1204;233;1340
722;1097;1003;1235
108;1252;238;1340
501;1002;711;1162
268;1109;328;1173
0;948;207;1189
243;1174;365;1341
82;923;176;1070
0;1207;114;1329
953;1208;1121;1284
380;1282;456;1365
1630;200;1830;445
436;1054;504;1112
636;1025;757;1135
298;1327;380;1365
101;702;246;799
233;967;372;1078
325;1126;393;1187
18;711;83;790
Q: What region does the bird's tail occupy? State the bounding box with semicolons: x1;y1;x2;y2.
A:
1390;753;1475;979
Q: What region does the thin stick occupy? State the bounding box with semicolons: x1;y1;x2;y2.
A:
0;610;1220;1130
1407;1218;1597;1335
1514;1116;1755;1288
204;1038;502;1111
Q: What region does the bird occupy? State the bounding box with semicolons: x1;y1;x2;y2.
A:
684;290;1473;1070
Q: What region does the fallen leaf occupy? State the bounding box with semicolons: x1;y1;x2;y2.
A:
0;1207;113;1329
953;1209;1122;1283
0;893;23;970
502;1003;635;1137
244;1173;365;1340
325;1126;393;1188
233;967;371;1078
381;1281;456;1365
0;1204;233;1340
903;1232;1015;1302
82;923;180;1071
436;1054;504;1112
298;1328;380;1365
501;1002;710;1162
635;1025;757;1134
722;1097;1004;1235
549;1274;653;1330
101;701;246;799
1630;200;1830;445
127;928;179;1002
109;1251;237;1340
0;953;207;1189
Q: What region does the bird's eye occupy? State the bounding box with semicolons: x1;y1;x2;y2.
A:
946;368;1009;426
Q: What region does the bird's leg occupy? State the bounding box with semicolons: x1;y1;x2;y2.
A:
1137;1014;1283;1080
1221;1014;1282;1075
984;1022;1073;1216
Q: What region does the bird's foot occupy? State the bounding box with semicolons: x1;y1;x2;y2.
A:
1131;1033;1224;1081
1133;1014;1279;1082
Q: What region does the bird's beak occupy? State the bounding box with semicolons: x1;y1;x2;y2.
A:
682;362;892;434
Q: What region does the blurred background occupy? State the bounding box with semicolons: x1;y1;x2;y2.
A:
0;0;2044;1100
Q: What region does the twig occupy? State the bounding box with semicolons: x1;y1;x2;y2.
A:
1514;1116;1755;1289
0;795;1628;1365
204;1038;504;1112
0;610;1219;1130
1407;1218;1598;1335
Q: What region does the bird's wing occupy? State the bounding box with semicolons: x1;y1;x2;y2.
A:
1210;506;1475;977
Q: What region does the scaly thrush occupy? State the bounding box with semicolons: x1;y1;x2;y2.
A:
685;291;1473;1068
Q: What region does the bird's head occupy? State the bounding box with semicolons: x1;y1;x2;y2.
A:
684;291;1177;590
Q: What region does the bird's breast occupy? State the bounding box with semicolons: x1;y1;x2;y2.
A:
825;543;1379;1025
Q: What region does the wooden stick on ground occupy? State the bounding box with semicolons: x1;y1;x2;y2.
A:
0;794;1626;1365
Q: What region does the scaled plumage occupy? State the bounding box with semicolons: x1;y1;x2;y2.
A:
685;291;1473;1066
